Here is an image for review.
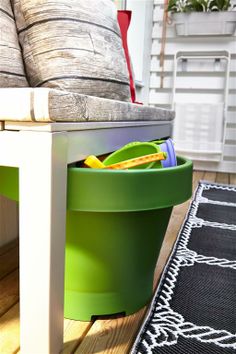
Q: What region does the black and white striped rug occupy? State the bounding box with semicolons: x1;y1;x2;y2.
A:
131;181;236;354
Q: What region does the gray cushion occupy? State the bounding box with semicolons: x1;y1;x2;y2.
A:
12;0;131;101
0;0;28;87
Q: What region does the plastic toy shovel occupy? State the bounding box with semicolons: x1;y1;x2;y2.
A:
84;152;167;170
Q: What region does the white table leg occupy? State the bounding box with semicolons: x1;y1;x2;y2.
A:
19;131;68;354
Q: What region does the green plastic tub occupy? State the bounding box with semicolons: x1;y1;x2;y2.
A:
0;166;19;201
65;156;192;320
0;156;193;321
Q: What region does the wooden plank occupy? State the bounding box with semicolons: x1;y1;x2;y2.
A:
151;38;236;56
62;320;93;354
216;172;230;184
0;245;19;280
230;173;236;185
149;90;236;106
154;170;203;287
150;74;236;90
150;56;236;73
0;238;18;257
153;200;190;287
224;145;236;159
0;303;20;354
16;320;93;354
203;171;217;183
0;195;19;248
73;309;147;354
226;111;236;124
193;160;236;174
192;170;205;191
0;270;19;317
225;128;236;141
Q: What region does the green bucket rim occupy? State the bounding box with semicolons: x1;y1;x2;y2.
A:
0;157;193;212
67;156;193;212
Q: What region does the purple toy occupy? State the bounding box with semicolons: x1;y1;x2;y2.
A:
154;139;177;168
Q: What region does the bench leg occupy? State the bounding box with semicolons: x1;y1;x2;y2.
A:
19;131;68;354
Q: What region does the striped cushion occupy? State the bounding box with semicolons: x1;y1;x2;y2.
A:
12;0;131;101
0;0;28;87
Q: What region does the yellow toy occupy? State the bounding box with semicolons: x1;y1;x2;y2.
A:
84;152;167;170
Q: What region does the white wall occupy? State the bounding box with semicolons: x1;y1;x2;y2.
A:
126;0;154;103
150;0;236;172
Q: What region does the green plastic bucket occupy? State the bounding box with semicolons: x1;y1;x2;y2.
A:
0;166;19;201
65;156;192;320
0;157;193;321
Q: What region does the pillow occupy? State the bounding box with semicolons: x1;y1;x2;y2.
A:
0;0;28;87
12;0;131;101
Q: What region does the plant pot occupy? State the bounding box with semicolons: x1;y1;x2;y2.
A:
172;11;236;36
64;157;192;320
0;166;18;201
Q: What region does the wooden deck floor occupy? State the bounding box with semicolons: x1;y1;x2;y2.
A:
0;171;235;354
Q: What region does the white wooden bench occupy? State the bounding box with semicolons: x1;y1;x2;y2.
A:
0;88;174;354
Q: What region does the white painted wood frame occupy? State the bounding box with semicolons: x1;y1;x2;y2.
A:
150;0;236;173
0;120;172;353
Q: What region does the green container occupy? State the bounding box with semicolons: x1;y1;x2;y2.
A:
65;156;192;320
0;157;193;321
0;166;19;201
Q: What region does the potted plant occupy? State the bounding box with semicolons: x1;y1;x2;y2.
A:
167;0;236;36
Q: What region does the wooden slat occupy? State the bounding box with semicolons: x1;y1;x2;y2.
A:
153;200;189;287
192;170;205;190
8;318;93;354
73;309;146;354
224;145;236;159
203;171;217;183
0;246;19;280
62;320;93;354
0;270;19;317
149;90;236;106
151;38;236;56
216;172;230;184
0;195;19;248
0;238;18;257
225;128;236;141
153;171;205;285
151;52;236;72
150;74;236;90
0;303;20;354
230;173;236;185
